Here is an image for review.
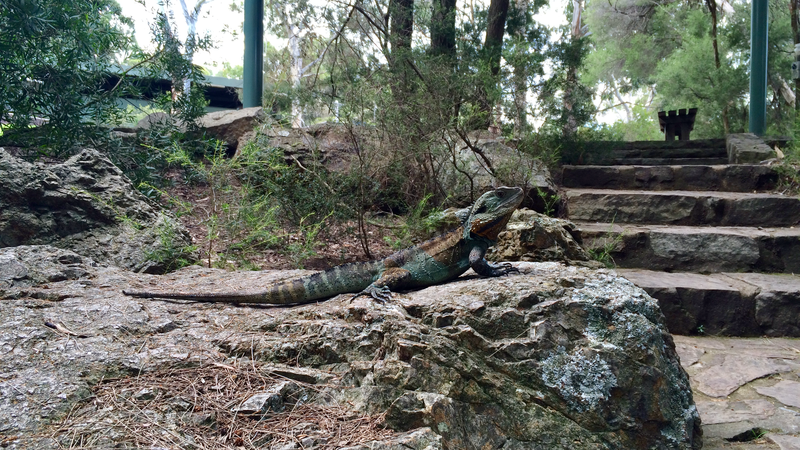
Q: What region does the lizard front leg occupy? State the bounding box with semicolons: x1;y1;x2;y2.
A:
468;246;519;277
351;267;412;303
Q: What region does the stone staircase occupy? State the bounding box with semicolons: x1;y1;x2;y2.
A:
563;135;800;448
561;135;800;337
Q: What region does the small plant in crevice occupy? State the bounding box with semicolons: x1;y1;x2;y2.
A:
725;427;769;443
587;223;624;268
776;118;800;196
535;187;561;218
775;142;800;196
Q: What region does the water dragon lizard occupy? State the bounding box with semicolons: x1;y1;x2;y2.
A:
123;186;524;305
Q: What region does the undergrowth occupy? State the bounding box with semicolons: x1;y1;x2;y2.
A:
154;140;333;269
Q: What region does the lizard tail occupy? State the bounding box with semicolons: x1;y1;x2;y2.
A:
122;262;380;305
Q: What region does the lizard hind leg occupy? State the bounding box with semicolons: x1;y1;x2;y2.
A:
350;285;393;303
350;267;411;304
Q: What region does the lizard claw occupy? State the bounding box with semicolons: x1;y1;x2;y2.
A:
350;285;393;304
495;262;519;276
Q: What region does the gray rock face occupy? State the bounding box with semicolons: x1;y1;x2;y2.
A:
694;356;795;398
755;380;800;408
674;336;800;449
0;246;96;292
0;148;195;273
0;252;700;449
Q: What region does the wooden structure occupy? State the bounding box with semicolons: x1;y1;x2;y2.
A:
658;108;698;141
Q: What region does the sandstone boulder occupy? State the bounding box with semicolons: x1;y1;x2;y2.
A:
0;250;700;449
439;137;560;212
0;148;195;273
248;122;376;173
135;111;178;130
243;124;560;213
488;209;600;266
197;107;265;153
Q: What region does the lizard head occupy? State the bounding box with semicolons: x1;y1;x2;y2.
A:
464;186;524;242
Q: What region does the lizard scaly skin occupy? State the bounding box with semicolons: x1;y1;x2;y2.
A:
123;186;524;304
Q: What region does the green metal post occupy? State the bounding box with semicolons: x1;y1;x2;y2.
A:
749;0;768;135
243;0;263;108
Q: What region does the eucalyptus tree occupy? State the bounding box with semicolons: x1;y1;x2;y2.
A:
585;0;794;137
265;0;326;127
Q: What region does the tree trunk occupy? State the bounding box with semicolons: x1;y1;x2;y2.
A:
178;0;209;95
611;75;632;122
276;5;307;128
430;0;456;59
705;0;728;132
389;0;414;102
287;21;304;128
484;0;509;77
478;0;509;129
562;0;583;137
562;67;578;136
430;0;457;124
510;0;529;136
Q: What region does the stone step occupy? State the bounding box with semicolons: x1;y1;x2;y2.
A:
605;157;730;166
561;165;779;192
565;189;800;227
578;222;800;273
613;139;728;150
617;269;800;336
578;139;727;161
579;142;729;165
610;146;728;159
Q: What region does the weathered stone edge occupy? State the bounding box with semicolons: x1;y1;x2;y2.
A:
726;133;776;164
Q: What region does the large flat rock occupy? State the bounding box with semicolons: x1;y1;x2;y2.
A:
0;254;701;449
561;165;778;192
617;270;800;336
674;336;800;450
579;223;800;273
694;357;795;397
566;189;800;226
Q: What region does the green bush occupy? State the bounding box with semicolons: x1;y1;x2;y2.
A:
0;0;133;154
